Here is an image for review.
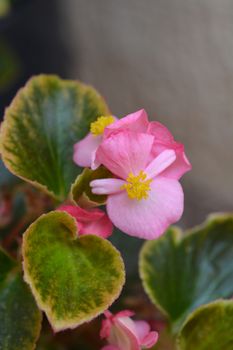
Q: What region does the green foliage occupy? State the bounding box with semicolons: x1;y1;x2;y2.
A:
0;75;109;201
71;166;113;208
22;211;125;332
0;0;11;18
2;72;232;349
0;248;16;283
0;40;20;92
177;300;233;350
139;214;233;331
0;249;42;350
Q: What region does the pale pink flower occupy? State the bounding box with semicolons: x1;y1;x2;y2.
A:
73;109;191;179
103;109;191;179
90;130;188;239
57;205;113;238
100;310;158;350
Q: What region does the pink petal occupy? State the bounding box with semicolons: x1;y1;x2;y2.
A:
134;321;150;341
160;143;192;179
57;205;113;238
101;319;112;339
90;178;125;195
147;121;174;143
101;310;135;339
101;310;134;341
105;109;149;137
80;211;113;238
151;142;192;179
58;205;102;222
117;316;138;337
140;331;159;348
96;130;154;179
73;133;102;168
104;310;113;318
106;177;184;239
108;320;140;350
134;321;159;347
91;116;119;170
145;149;176;179
91;149;101;170
148;122;191;179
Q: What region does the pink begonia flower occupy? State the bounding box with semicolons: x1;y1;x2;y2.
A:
100;310;158;350
104;109;191;180
90;130;189;239
73;109;191;180
57;205;113;238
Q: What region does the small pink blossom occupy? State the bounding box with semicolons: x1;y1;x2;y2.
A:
100;310;158;350
90;130;188;239
104;110;191;179
73;110;191;179
57;205;113;238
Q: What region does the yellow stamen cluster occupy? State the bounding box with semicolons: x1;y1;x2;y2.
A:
122;171;152;201
90;115;115;136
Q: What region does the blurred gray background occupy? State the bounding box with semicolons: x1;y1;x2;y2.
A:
1;0;233;228
61;0;233;228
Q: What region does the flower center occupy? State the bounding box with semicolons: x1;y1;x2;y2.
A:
90;115;115;136
122;171;152;201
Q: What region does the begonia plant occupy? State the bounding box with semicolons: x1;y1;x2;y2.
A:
0;75;232;350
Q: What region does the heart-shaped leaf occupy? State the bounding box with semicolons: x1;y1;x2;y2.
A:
22;211;125;332
0;75;109;201
139;214;233;330
177;300;233;350
71;166;113;208
0;248;42;350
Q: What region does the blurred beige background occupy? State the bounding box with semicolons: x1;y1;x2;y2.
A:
60;0;233;227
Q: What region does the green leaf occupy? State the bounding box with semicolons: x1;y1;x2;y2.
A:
22;211;125;332
177;300;233;350
139;214;233;330
0;75;109;201
71;166;113;208
0;249;42;350
0;0;11;18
